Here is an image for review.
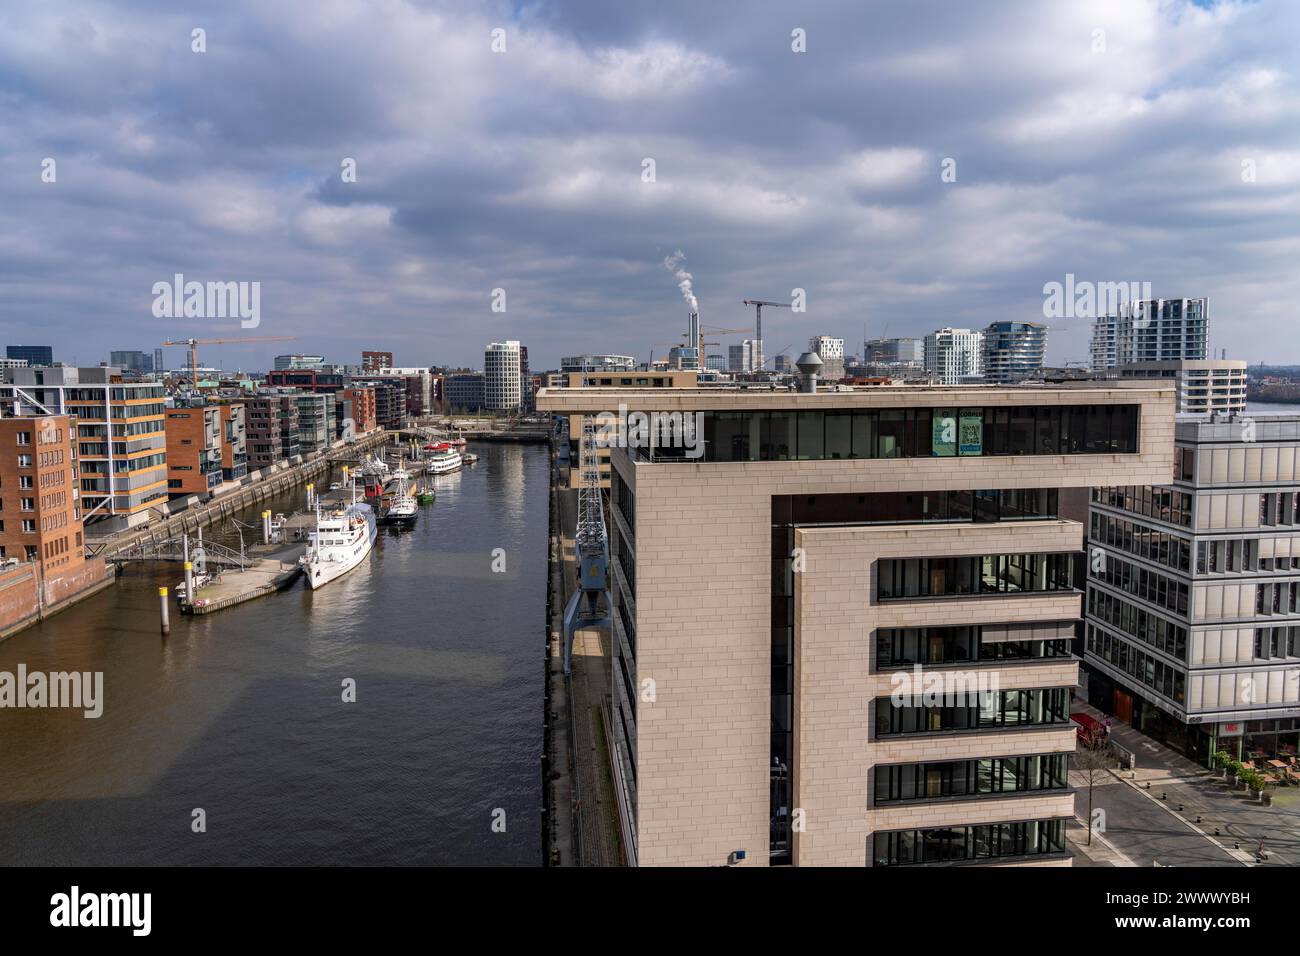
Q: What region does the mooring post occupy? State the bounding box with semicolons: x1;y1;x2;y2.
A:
159;587;170;635
183;561;193;602
262;509;272;545
306;482;315;509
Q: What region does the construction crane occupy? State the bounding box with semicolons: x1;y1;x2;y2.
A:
160;336;295;388
742;300;792;368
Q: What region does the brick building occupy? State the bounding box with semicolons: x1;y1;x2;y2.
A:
0;415;83;572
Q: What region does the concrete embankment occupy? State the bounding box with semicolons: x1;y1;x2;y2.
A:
0;431;390;641
96;430;387;562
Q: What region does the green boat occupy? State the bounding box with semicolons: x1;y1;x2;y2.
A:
417;490;436;504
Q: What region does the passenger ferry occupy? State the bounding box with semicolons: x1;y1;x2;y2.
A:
425;448;463;475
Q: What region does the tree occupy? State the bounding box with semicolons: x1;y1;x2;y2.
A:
1074;728;1113;847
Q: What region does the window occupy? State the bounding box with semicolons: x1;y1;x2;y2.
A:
878;553;1075;599
874;687;1070;736
689;405;1140;463
872;818;1065;866
876;623;1074;668
874;754;1068;804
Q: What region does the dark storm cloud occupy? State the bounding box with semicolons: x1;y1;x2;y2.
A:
1;0;1298;371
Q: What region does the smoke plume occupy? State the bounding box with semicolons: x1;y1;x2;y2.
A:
663;249;698;313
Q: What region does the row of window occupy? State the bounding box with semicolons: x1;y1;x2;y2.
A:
1086;624;1187;705
770;488;1058;528
874;688;1072;736
1256;626;1300;661
1256;581;1300;617
1087;587;1188;662
1089;553;1189;616
872;818;1066;867
1091;512;1191;573
612;471;634;536
875;624;1074;669
615;535;635;597
1261;492;1300;527
873;753;1068;805
1092;485;1193;528
674;404;1140;463
877;553;1076;600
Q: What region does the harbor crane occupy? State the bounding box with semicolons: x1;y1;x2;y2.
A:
742;300;792;368
161;335;295;388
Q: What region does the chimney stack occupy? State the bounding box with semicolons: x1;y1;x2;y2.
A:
795;352;824;393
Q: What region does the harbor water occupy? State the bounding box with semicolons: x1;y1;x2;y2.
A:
0;442;546;865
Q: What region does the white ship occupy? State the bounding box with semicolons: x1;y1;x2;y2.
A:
425;449;463;475
300;493;378;589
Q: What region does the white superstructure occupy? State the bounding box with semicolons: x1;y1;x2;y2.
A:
301;498;377;589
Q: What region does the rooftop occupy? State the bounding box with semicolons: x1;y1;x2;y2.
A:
537;380;1174;412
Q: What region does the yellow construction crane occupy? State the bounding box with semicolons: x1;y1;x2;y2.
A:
679;325;754;369
161;336;295;388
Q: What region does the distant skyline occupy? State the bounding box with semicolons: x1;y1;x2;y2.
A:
4;1;1300;371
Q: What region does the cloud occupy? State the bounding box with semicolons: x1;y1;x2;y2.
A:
1;0;1299;369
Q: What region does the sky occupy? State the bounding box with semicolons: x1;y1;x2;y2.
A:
2;0;1299;373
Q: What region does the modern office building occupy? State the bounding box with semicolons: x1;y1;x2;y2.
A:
808;336;846;381
362;351;393;373
353;378;405;430
364;367;434;418
538;381;1176;866
294;393;336;455
341;386;377;435
485;341;523;412
924;328;984;384
273;354;325;371
245;392;302;469
1083;412;1300;762
216;402;248;481
982;322;1047;384
705;354;727;372
444;373;485;413
865;338;924;368
0;415;83;571
520;345;534;414
1;366;166;528
1090;298;1209;371
728;341;758;373
6;345;53;367
264;369;346;393
1110;360;1247;415
665;345;695;371
561;354;638;374
164;401;224;498
110;350;154;373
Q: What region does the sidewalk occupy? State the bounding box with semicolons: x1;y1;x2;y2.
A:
1074;701;1296;866
1066;816;1137;866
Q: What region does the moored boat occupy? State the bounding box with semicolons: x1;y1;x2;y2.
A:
300;491;378;589
425;449;463;474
